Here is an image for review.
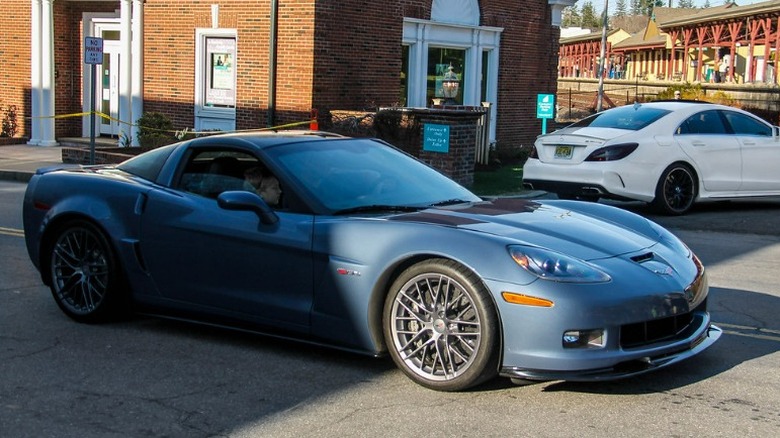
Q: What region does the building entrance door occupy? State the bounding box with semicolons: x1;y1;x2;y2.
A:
98;41;121;136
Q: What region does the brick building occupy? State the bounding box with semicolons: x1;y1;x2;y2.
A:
1;0;573;153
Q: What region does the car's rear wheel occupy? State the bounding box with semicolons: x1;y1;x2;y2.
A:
47;220;126;323
652;163;697;215
383;259;499;391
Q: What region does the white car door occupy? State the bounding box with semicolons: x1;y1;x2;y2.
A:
674;109;741;192
721;110;780;192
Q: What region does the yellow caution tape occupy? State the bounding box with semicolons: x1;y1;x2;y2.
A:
24;111;317;137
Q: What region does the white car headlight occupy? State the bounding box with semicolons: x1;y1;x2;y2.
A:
509;245;611;283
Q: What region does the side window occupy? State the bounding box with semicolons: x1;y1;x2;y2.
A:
177;149;283;208
178;149;258;199
722;111;772;136
676;110;728;135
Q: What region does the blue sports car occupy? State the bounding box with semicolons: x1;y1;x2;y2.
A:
23;131;721;391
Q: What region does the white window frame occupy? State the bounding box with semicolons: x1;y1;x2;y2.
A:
402;18;502;142
194;28;237;132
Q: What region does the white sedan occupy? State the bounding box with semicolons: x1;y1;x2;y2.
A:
523;101;780;214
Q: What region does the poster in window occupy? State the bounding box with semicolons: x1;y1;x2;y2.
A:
206;37;236;107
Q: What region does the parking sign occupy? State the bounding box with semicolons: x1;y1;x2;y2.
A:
84;37;104;65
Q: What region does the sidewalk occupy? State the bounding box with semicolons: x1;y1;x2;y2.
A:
0;144;65;182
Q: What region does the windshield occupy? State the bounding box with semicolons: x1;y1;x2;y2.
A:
569;105;671;131
268;138;481;212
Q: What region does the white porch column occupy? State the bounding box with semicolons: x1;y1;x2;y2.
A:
131;0;144;146
39;0;58;146
29;0;42;145
119;0;132;146
548;0;577;27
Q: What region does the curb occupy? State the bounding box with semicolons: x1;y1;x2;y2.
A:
0;170;34;183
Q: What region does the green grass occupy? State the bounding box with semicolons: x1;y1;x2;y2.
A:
471;162;525;196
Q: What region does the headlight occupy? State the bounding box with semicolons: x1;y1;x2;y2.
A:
509;245;611;283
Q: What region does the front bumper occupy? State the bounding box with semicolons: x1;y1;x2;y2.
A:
500;324;721;382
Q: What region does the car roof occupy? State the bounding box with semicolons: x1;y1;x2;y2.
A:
186;130;349;150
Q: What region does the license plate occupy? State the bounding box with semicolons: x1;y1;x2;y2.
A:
554;145;573;159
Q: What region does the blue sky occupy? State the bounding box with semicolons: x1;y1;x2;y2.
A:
585;0;765;14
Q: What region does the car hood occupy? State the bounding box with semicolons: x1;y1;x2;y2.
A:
390;198;660;261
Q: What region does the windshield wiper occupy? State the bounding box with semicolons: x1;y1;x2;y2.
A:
333;205;424;215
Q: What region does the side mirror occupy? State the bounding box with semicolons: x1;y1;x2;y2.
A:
217;191;279;225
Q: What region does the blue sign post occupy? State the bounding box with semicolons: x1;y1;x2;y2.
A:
536;93;555;134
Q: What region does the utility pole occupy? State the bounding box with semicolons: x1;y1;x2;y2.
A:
596;0;609;112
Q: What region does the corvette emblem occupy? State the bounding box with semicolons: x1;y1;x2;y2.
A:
337;268;361;277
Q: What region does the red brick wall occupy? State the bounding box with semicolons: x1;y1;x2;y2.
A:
482;0;560;154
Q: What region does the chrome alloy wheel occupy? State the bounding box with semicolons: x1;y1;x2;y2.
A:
50;225;111;316
388;272;482;382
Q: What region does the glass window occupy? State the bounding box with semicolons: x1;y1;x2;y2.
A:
677;110;729;135
177;149;260;199
722;111;772;136
481;50;489;103
117;144;178;183
270;138;480;212
204;37;236;108
400;45;409;107
570;105;671;131
427;48;465;105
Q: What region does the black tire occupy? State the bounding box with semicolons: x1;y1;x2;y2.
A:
383;259;500;391
651;163;697;215
46;220;127;323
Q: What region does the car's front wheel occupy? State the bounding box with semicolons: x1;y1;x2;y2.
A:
383;259;499;391
47;220;127;323
652;163;697;215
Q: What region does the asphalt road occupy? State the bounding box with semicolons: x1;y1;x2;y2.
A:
1;181;779;437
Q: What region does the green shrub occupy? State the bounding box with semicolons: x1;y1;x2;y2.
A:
137;112;177;149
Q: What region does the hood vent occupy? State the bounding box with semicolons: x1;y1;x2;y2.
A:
631;252;654;263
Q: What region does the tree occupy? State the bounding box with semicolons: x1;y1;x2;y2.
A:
561;6;581;28
580;1;601;30
639;0;664;16
630;0;643;15
614;0;628;17
703;0;712;8
678;0;695;8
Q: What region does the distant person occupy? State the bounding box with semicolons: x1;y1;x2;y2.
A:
719;54;730;82
674;90;681;100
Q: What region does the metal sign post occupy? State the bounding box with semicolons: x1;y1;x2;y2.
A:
84;37;104;165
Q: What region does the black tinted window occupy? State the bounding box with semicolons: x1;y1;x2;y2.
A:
722;111;772;136
117;144;177;182
569;105;671;131
677;110;728;135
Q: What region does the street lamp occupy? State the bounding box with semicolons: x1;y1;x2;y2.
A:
441;64;460;105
